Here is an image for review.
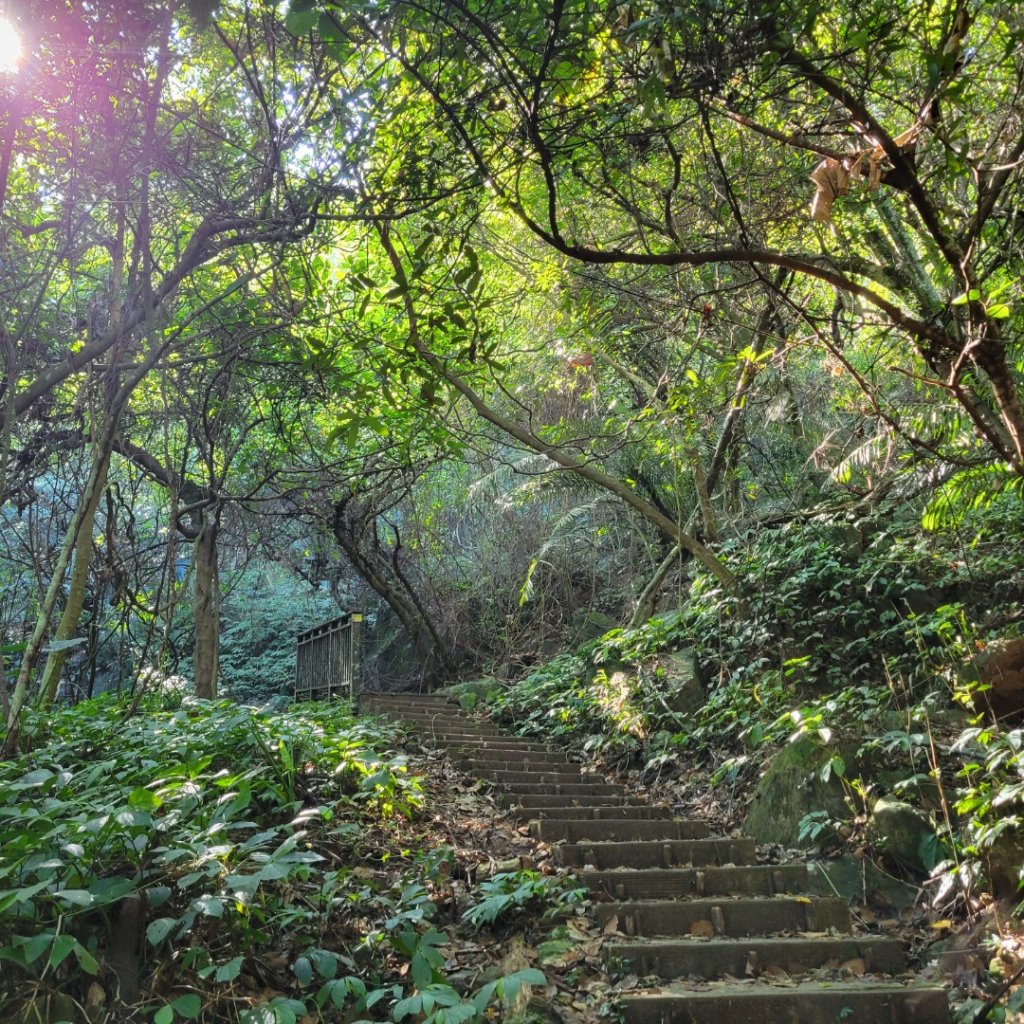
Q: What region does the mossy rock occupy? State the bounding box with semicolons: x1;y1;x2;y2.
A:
744;736;853;847
652;649;704;716
864;796;938;876
570;608;618;641
436;677;505;710
808;854;919;911
980;831;1024;898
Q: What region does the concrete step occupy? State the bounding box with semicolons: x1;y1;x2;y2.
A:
366;699;476;710
606;934;906;980
455;751;571;767
418;732;515;745
361;701;457;714
497;793;644;811
388;724;502;737
459;759;574;774
454;757;569;770
360;694;453;704
499;781;626;798
581;864;812;900
373;711;488;725
595;896;851;937
446;742;562;756
519;805;673;822
556;837;757;870
391;720;497;734
617;981;949;1024
530;818;711;843
472;768;606;786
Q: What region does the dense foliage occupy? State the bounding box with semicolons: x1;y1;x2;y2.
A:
489;492;1023;901
1;0;1024;1017
0;693;578;1023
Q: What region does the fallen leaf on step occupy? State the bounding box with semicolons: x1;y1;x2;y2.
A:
603;915;620;935
689;919;715;938
839;957;866;977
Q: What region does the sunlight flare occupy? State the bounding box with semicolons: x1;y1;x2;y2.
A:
0;17;21;73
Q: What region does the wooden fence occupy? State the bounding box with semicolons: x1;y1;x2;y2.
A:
294;613;363;702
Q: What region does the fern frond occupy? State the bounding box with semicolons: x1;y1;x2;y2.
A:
830;431;893;486
922;464;1022;531
468;453;596;510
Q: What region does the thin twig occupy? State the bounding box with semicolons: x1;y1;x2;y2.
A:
972;959;1024;1024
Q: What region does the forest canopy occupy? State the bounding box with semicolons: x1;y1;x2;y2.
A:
0;0;1021;723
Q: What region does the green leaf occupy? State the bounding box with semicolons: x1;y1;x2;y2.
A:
42;637;87;653
171;994;203;1020
308;948;338;980
54;889;94;907
194;896;224;918
48;934;77;970
18;932;54;964
216;955;244;982
285;8;319;35
146;885;172;908
17;769;55;788
292;955;313;985
496;967;546;1001
394;994;423;1020
154;1006;175;1024
129;787;164;811
89;877;136;904
411;950;434;988
0;880;49;912
73;941;99;975
147;917;177;945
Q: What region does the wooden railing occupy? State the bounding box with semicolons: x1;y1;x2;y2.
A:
294;613;363;702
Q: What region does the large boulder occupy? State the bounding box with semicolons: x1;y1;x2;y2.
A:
570;608;617;641
808;854;920;911
744;736;852;847
651;649;704;716
864;796;938;875
971;636;1024;717
981;832;1024;899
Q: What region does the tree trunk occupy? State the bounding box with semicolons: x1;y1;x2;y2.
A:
192;514;220;700
3;447;112;754
37;450;111;705
332;504;455;687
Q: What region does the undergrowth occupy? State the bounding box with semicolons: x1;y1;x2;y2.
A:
489;504;1024;897
0;692;553;1024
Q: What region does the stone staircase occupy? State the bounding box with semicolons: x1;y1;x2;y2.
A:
362;693;950;1024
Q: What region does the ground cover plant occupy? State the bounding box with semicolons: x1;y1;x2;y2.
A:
488;497;1024;894
0;692;566;1024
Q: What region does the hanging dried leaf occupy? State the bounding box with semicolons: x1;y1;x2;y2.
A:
809;158;851;222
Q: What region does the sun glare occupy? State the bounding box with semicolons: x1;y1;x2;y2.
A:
0;17;22;73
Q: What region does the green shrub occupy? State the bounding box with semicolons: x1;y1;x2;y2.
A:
0;693;420;1022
